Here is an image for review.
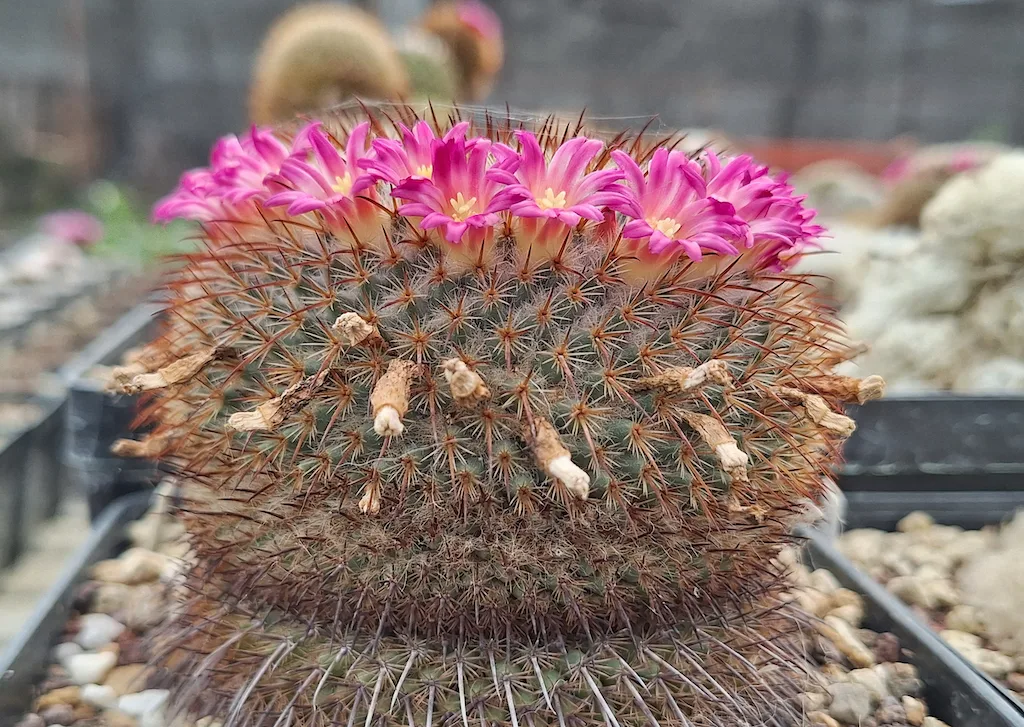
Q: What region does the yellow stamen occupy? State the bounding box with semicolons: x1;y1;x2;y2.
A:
332;173;353;197
649;217;682;238
415;164;433;178
448;192;478;222
537;187;568;211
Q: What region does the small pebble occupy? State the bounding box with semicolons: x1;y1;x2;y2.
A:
847;667;887;705
818;616;876;668
902;696;927;726
14;716;45;727
81;683;118;709
874;696;906;724
810;568;842;595
887;576;935;609
75;613;126;650
945;604;985;635
798;691;830;712
939;629;982;652
92;583;133;615
118;689;170;727
829;603;864;627
34;686;81;711
808;711;841;727
122;585;166;631
883;662;924;698
897;511;934;533
873;632;902;663
1006;672;1024;692
65;651;117;685
105;712;140;727
38;704;74;726
92;549;167;586
964;647;1015;679
104;665;152;696
50;642;82;666
827;681;874;725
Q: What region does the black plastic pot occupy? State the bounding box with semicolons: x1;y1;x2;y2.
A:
842;395;1024;492
0;492;152;722
803;527;1024;727
60;304;162;521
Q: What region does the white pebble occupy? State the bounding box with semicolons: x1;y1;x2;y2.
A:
118;689;170;718
51;641;82;666
66;651;117;685
81;683;118;709
75;613;126;649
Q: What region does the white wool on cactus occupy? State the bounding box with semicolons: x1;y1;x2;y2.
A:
854;316;968;389
791;221;919;308
953;357;1024;393
921;152;1024;265
958;510;1024;660
789;160;884;220
967;274;1024;359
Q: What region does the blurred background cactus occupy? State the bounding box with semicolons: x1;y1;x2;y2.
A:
249;0;505;125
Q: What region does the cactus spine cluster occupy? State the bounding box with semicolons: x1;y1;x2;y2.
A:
250;1;504;125
134;104;882;726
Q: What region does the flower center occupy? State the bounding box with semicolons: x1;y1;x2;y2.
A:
649;217;682;239
536;187;567;210
448;192;478;221
332;173;353;197
415;164;433;178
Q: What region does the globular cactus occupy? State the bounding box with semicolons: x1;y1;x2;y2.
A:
249;3;410;125
249;1;503;126
132;104;882;726
867;141;1009;229
419;0;504;102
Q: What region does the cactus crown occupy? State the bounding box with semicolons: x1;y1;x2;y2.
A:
135;104;876;727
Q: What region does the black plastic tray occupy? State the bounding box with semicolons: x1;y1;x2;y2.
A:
844;490;1024;531
0;492;152;723
842;395;1024;491
60;304;163;520
0;427;32;568
804;527;1024;727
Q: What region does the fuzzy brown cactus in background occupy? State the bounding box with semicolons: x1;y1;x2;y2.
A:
418;0;504;102
249;1;504;125
249;4;410;125
129;104;881;726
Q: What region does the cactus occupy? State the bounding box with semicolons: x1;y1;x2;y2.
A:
129;104;881;726
249;3;410;125
419;0;504;102
248;1;504;125
395;28;461;102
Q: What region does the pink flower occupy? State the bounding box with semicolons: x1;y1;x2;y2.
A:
457;0;502;40
487;131;629;227
391;134;521;244
209;126;290;205
263;121;376;217
361;121;470;185
610;148;743;261
152;126;291;224
703;152;823;269
153;168;227;224
40;210;104;246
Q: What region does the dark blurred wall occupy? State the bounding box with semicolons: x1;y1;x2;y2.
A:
1;0;1023;196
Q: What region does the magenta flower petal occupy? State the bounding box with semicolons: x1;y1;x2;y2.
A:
612;147;746;261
